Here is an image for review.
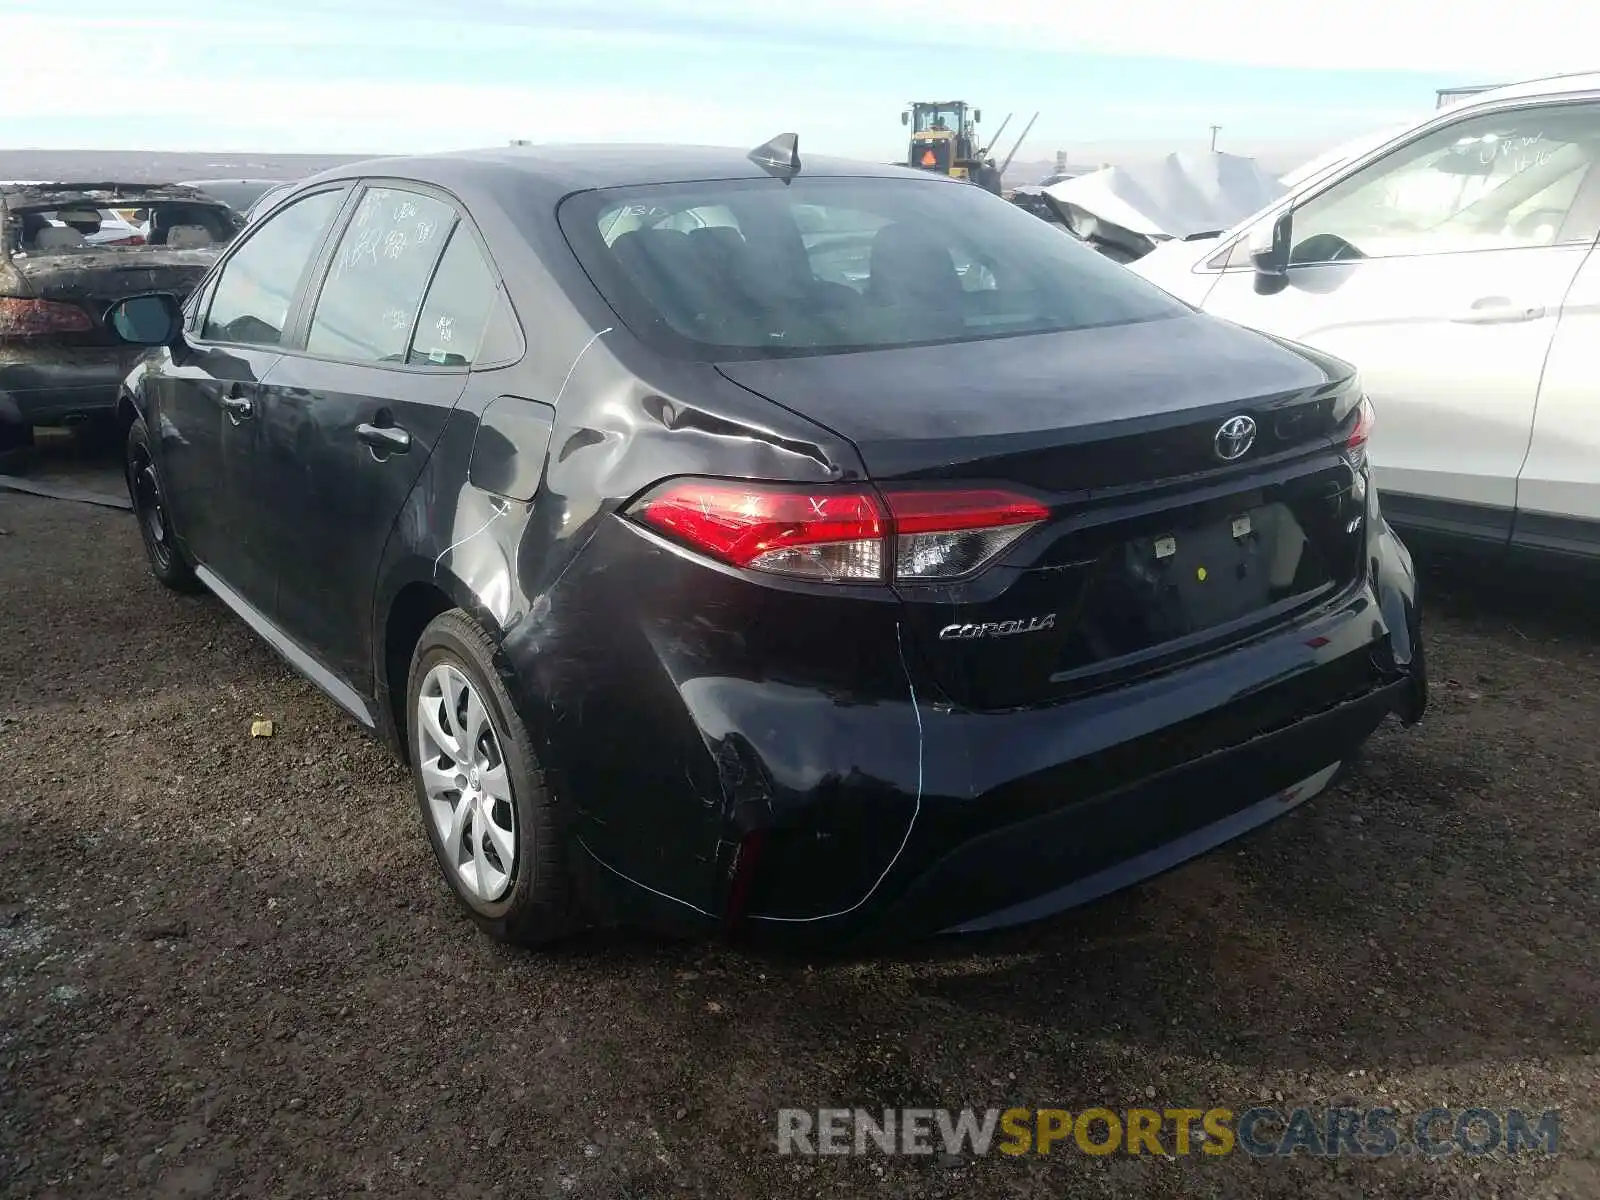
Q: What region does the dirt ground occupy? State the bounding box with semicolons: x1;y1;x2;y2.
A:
2;441;1597;1199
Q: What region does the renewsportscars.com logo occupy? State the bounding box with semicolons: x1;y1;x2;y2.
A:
776;1106;1561;1159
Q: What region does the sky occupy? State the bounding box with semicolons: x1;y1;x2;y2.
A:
4;0;1598;167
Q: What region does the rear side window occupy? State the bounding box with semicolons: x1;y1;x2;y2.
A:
408;225;498;366
307;187;455;364
203;189;345;346
558;176;1186;361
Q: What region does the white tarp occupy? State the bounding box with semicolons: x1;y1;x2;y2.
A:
1042;151;1288;240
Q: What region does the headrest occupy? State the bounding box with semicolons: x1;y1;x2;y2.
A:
33;226;87;251
867;222;961;302
166;225;213;249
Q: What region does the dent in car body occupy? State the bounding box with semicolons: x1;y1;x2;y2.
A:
372;325;884;918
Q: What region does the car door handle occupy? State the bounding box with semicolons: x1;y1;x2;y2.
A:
1449;297;1546;324
356;423;411;453
220;388;253;419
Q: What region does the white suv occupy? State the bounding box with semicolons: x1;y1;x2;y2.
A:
1131;73;1600;561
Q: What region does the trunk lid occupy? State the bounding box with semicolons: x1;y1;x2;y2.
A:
6;248;216;347
717;313;1369;710
714;312;1344;483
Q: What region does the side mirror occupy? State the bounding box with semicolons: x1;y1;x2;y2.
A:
1248;209;1293;295
974;108;982;123
106;293;181;346
900;111;909;126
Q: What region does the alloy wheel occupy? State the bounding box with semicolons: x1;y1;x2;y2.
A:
130;452;173;571
415;663;517;902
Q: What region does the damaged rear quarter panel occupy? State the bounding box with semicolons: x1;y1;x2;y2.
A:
372;286;921;915
513;345;924;917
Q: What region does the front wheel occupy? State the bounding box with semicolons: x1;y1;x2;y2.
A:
126;416;201;593
406;609;579;946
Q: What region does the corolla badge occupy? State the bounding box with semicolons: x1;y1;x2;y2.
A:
939;614;1057;641
1213;414;1257;461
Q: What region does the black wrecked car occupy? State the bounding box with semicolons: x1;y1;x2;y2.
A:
0;182;241;455
105;138;1427;949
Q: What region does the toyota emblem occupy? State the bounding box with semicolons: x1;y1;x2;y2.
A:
1213;415;1257;462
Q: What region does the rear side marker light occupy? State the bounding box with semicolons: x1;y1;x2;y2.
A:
628;479;1048;584
0;297;94;337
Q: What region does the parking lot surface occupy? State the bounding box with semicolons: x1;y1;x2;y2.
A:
2;448;1596;1199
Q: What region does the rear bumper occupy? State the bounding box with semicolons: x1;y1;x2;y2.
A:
882;672;1410;940
574;516;1424;947
0;348;139;425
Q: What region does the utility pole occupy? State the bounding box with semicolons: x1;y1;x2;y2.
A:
1209;125;1221;152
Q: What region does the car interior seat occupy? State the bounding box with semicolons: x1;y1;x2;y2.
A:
165;225;214;249
32;226;88;252
610;228;716;330
686;226;750;281
865;222;963;310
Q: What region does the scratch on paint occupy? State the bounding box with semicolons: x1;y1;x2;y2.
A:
573;624;927;926
433;498;510;578
748;621;925;924
552;327;613;410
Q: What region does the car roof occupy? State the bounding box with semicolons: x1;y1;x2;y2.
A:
1456;71;1600;107
293;142;938;197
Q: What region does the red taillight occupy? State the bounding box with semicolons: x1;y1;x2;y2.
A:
0;297;94;338
102;235;145;246
628;479;1048;583
632;481;886;581
1347;395;1374;450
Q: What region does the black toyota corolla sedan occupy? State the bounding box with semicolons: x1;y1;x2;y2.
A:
105;138;1426;949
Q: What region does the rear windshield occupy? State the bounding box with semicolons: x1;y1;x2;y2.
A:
557;175;1187;360
6;200;239;256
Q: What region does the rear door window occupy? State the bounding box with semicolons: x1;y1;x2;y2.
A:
559;176;1186;361
306;186;456;364
203;189;346;346
408;225;499;367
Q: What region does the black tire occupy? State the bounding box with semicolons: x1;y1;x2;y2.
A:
125;416;202;593
406;609;579;946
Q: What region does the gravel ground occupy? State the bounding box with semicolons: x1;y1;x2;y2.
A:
1;444;1597;1199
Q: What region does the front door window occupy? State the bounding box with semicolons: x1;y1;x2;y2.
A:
1288;103;1600;263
